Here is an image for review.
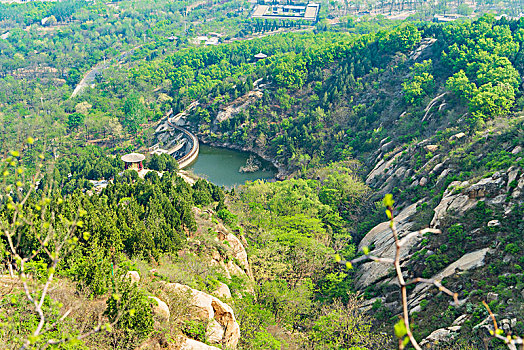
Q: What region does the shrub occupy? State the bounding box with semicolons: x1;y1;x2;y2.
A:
217;208;238;227
182;320;206;342
505;243;520;255
251;330;281;350
104;279;154;348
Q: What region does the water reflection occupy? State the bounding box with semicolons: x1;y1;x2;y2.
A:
185;144;276;188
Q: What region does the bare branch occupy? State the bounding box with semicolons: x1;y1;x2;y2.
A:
341;196;524;350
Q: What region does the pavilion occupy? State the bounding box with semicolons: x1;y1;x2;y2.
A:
254;52;268;61
121;153;145;171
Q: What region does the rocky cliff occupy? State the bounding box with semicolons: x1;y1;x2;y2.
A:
356;119;524;345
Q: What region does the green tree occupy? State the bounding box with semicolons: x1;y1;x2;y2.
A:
468;83;515;123
310;297;391;349
378;23;421;54
446;70;477;100
273;53;307;89
122;94;147;134
67;112;85;130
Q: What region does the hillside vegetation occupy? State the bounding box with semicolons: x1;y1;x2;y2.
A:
1;2;524;349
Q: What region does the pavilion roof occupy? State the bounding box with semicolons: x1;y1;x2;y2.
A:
121;153;145;163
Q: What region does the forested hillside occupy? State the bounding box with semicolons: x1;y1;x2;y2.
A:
1;0;524;348
165;15;523;175
129;13;523;348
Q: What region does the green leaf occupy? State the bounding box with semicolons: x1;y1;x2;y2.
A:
383;194;395;207
402;336;410;346
69;338;81;345
27;334;41;344
394;319;407;338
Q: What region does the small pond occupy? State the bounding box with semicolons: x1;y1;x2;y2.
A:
185;144;276;188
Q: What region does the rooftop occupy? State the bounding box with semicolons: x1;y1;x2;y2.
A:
121;153;145;163
251;2;320;21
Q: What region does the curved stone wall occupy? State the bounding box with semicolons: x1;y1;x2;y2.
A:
167;121;199;169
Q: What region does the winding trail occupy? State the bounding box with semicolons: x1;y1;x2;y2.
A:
70;45;143;98
71;60;110;98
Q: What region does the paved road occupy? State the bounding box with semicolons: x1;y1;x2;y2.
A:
70;60;110;98
70;46;142;98
70;25;309;99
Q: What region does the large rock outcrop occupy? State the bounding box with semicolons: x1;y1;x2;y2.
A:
357;167;524;294
216;225;253;280
165;283;240;349
420;326;461;347
431;171;521;227
181;338;221;350
355;202;420;288
366;151;403;186
148;296;170;322
408;248;490;310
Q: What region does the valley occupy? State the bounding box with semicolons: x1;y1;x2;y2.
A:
0;0;523;349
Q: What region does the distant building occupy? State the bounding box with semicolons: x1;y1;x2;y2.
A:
251;2;320;21
433;14;464;22
254;52;268;61
205;37;219;45
121;153;145;171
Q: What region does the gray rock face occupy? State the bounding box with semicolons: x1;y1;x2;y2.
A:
430;162;444;175
452;315;468;326
216;229;252;279
466;176;504;199
213;282;232;300
125;271;140;284
381;141;394;152
436;168;451;186
355;202;420;288
206;319;225;344
411;248;489;300
449;132;466;141
420;328;457;346
394;166;407;178
507;167;520;191
366;152;403;185
487;220;501;227
431;171;517;228
430;180;474;227
181;338;221;350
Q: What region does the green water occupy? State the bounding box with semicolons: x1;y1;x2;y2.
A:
186;144;276;188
